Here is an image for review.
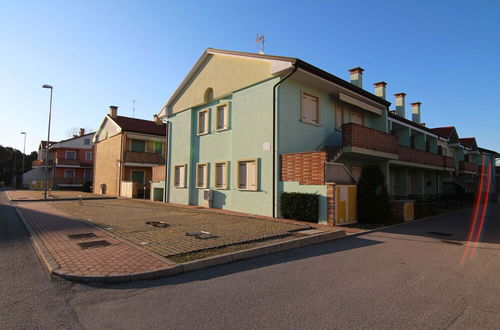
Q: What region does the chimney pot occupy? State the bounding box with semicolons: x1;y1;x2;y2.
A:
153;114;163;125
79;128;85;136
109;105;118;118
394;93;406;118
348;67;364;88
373;81;387;99
411;102;422;124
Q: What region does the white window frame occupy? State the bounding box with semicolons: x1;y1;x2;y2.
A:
215;103;229;131
65;150;76;160
195;163;208;188
64;169;75;178
214;161;228;189
237;159;258;191
84;138;91;145
300;91;320;126
197;109;210;135
174;164;187;188
85;151;92;161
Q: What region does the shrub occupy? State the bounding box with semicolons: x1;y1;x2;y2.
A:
280;192;319;222
357;165;392;224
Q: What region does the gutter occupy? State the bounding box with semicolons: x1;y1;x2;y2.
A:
272;66;297;218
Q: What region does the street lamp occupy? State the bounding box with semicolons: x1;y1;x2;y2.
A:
20;132;26;187
42;84;53;200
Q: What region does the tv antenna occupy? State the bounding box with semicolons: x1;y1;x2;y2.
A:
132;99;136;118
256;34;265;54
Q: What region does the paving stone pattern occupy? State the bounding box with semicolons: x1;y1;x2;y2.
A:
7;190;105;201
51;199;311;256
16;202;171;275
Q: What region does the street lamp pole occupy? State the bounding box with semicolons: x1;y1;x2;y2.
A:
42;84;53;200
20;132;26;187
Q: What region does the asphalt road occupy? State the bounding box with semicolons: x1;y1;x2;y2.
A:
1;190;500;329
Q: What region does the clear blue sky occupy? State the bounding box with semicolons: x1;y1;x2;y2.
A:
1;0;499;156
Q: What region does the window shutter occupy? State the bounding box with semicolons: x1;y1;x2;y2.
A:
302;93;318;123
238;162;247;189
216;106;225;129
180;166;185;187
216;163;224;188
247;161;256;190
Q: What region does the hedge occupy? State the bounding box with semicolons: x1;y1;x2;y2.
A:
280;192;319;223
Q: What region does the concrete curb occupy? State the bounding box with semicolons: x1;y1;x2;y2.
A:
10;196;117;202
12;201;346;283
346;207;473;238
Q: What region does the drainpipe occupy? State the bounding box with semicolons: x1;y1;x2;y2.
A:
272;66;297;218
161;118;171;203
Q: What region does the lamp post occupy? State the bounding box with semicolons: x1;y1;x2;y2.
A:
42;84;53;200
20;132;26;187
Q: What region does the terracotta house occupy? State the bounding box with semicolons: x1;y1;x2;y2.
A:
93;106;167;198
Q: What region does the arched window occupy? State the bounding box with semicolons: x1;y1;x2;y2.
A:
204;88;214;103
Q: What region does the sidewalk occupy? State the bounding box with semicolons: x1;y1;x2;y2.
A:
15;201;173;281
6;189;115;202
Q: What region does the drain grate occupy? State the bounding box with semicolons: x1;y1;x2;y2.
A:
441;240;464;246
77;240;111;249
427;231;452;237
68;233;97;240
146;221;170;228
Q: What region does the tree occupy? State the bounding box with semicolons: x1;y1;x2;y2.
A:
357;165;392;224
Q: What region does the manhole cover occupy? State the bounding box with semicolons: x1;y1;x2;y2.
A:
68;233;97;240
146;221;170;228
427;231;452;237
186;231;218;239
77;240;112;249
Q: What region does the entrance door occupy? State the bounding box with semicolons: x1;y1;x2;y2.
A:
335;185;357;225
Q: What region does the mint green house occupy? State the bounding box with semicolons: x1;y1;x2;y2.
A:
157;48;498;225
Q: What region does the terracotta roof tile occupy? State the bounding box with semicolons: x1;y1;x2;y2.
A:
112;116;166;136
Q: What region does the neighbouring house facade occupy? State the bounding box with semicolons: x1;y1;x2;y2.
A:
157;48;498;225
25;129;95;189
93;106;167;199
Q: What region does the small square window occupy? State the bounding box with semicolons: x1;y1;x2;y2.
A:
131;139;146;152
214;162;228;189
196;163;208;188
65;151;76;160
174;165;186;188
197;109;209;135
300;92;319;125
85;152;92;161
84;138;91;145
215;104;229;131
237;159;258;191
153;141;163;154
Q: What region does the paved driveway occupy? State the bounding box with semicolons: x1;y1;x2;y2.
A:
51;199;311;256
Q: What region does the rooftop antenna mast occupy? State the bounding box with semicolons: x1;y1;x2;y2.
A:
256;34;265;54
132;99;136;118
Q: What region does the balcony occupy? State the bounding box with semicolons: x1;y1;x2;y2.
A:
342;123;399;156
55;158;80;166
399;145;455;169
53;177;86;185
124;151;165;165
459;161;478;173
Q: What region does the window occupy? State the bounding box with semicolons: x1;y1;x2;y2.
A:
438;146;443;155
64;169;75;178
84;138;91;145
335;105;344;130
65;151;76;160
350;112;364;126
84;170;92;181
131;170;145;183
215;162;228;189
425;141;430;152
204;87;214;103
153;141;163;154
174;165;186;188
215;104;229;131
410;135;415;149
85;151;92;161
196;163;208;188
197;109;209;135
237;159;258;191
300;92;319;125
131;139;146;152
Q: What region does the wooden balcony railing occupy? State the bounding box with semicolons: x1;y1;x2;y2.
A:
459;161;478;173
55;158;80;166
124;151;165;165
342;123;399;155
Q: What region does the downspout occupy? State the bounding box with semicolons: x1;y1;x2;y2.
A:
272;66;297;218
163;120;171;203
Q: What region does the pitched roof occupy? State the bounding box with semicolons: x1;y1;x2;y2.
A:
478;147;500;157
40;141;56;148
112;116;166;136
388;112;438;136
459;137;477;149
430;126;455;139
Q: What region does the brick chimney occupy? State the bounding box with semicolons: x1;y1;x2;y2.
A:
109;105;118;118
79;128;85;136
411;102;422;124
153;114;163;125
394;93;406;118
373;81;387;99
348;67;364;88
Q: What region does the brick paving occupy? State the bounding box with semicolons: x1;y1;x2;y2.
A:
15;202;171;276
51;199;312;257
6;190;108;201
